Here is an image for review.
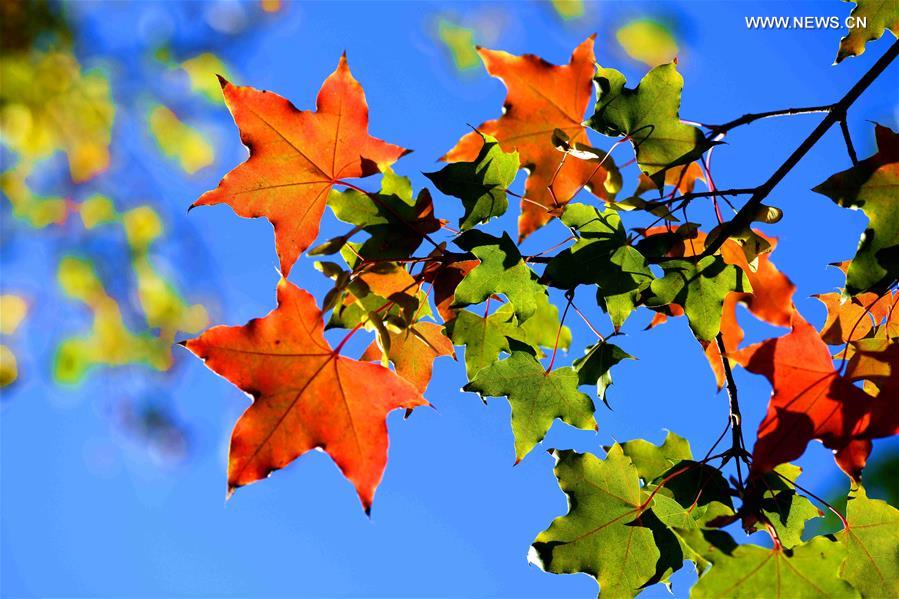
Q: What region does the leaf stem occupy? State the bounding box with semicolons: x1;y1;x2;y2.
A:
545;292;573;373
839;117;859;166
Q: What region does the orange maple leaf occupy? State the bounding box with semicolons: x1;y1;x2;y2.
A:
192;54;408;276
443;37;619;241
734;311;897;481
362;322;455;393
182;279;427;512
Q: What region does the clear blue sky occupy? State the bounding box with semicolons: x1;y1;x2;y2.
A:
2;1;897;597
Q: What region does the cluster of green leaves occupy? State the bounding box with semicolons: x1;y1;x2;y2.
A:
184;2;898;596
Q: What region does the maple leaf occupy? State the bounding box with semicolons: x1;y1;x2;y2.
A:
733;311;898;480
446;296;568;379
640;226;794;387
361;321;455;393
446;308;530;378
452;230;546;322
743;464;822;549
588;63;706;184
181;279;427;512
647;255;751;342
191;55;409;276
835;0;899;63
543;203;653;329
815;291;884;345
421;256;479;323
327;168;440;261
463;348;596;462
689;536;857;598
529;446;663;597
838;486;899;597
573;341;634;407
813;124;899;294
425;132;519;230
442;37;621;241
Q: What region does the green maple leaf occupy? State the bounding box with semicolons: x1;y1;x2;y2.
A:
543;203;653;328
544;203;627;288
425;132;519;230
690;536;858;598
497;291;571;352
835;0;899;63
327;168;440;261
463;349;596;461
812;124;899;295
453;230;545;322
621;432;734;528
748;464;822;549
587;63;706;184
620;431;692;482
839;486;899;598
530;446;664;598
574;341;634;407
647;255;750;341
596;245;654;329
446;309;531;378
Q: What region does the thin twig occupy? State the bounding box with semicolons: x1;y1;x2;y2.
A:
704;104;835;136
839;118;859;165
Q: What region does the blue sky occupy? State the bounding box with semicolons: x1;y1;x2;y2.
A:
2;1;897;597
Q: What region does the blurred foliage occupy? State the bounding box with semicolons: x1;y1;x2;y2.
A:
0;294;29;388
147;104;215;174
177;52;232;105
437;19;480;72
550;0;584;21
0;0;278;463
0;49;114;182
616;19;679;67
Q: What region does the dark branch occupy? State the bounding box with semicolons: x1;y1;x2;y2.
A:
701;38;899;259
704;104;835;137
839;118;859;165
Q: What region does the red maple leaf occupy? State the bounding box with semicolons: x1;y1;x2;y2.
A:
733;311;897;481
192;54;408;276
443;37;619;241
182;279;427;512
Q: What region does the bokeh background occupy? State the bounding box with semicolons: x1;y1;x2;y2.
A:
1;1;897;597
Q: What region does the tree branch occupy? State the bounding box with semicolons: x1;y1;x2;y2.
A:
715;332;749;481
701;38;899;259
704;104;834;137
839;117;859;165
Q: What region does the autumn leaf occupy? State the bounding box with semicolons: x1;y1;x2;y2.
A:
641;226;794;387
442;37;621;241
588;62;706;184
421;256;479;322
463;348;596;462
362;321;455;393
573;341;634;407
327;168;440;262
815;291;884;344
425;132;519;230
452;230;546;322
733;311;898;481
181;279;427;512
192;54;409;276
835;0;899;63
689;536;858;598
838;485;899;597
529;446;662;597
647;255;750;342
813;124;899;294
